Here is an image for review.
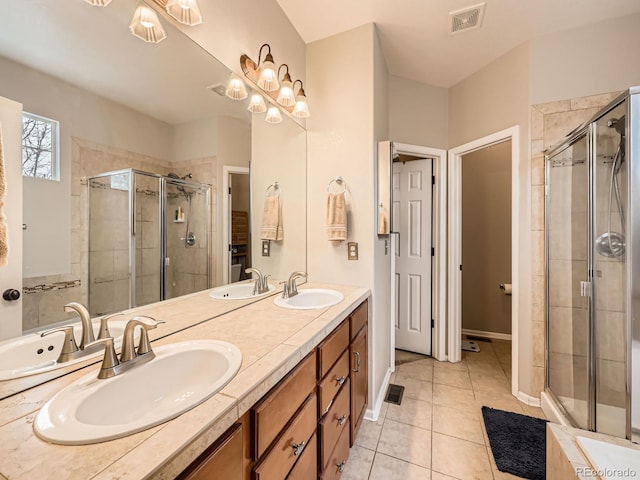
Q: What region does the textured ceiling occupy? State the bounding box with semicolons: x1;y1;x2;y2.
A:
275;0;640;87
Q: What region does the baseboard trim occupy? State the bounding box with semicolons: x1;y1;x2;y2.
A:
517;391;541;407
541;391;571;425
364;367;392;422
462;328;512;341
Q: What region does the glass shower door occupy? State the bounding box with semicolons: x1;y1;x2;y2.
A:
593;101;628;437
164;179;210;300
546;134;590;429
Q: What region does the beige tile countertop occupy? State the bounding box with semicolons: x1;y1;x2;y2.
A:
0;282;370;480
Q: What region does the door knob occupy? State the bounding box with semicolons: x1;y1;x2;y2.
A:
2;289;21;301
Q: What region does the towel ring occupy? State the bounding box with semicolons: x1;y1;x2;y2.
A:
265;181;280;197
327;176;347;193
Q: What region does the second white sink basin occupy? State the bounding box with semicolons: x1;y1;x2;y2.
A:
273;288;344;310
34;340;242;445
0;320;131;381
208;281;276;300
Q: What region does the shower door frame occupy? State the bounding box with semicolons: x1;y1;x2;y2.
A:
544;87;640;441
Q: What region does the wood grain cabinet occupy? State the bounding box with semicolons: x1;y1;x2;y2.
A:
349;300;368;445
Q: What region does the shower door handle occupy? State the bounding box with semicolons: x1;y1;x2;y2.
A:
580;281;592;297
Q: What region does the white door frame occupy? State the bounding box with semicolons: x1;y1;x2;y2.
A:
390;143;447;367
447;126;520;397
222;165;249;285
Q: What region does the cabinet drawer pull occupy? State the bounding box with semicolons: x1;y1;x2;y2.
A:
337;414;348;426
336;375;346;386
291;440;306;456
353;351;361;372
337;460;347;472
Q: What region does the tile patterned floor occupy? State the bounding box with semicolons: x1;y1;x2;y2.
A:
342;339;546;480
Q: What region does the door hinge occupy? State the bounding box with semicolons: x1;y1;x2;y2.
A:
431;319;435;328
228;244;232;252
431;247;435;257
228;187;232;195
432;175;435;185
460;264;463;271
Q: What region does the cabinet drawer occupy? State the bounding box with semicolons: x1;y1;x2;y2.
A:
319;379;350;472
286;433;317;480
178;422;243;480
318;350;349;416
349;300;368;340
254;394;317;480
252;351;317;459
320;423;351;480
318;321;349;379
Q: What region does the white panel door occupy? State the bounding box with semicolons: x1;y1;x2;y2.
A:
0;96;24;340
393;159;433;355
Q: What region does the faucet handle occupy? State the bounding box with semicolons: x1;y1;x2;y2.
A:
279;281;290;299
121;316;165;362
132;316;165;355
85;337;120;379
41;325;79;361
97;312;125;340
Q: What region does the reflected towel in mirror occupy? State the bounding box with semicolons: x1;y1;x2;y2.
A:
260;195;283;241
0;124;7;266
326;192;347;241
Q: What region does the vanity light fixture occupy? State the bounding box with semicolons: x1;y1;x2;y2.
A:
165;0;202;26
248;92;267;113
276;65;295;107
129;2;167;43
265;106;283;124
225;74;248;100
292;80;310;118
255;44;279;92
84;0;112;6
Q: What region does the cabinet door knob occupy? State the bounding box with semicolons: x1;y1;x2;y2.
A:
337;414;348;426
336;460;347;472
336;375;346;386
291;440;306;456
2;289;20;301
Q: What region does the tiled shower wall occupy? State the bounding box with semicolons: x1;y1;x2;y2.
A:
529;91;623;398
23;139;217;329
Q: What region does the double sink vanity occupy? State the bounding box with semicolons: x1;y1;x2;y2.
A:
0;279;370;479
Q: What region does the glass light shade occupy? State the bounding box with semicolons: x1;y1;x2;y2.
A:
258;60;279;92
265;107;283;124
276;80;295;107
84;0;112;6
248;93;267;113
292;94;310;118
165;0;202;26
225;76;248;100
129;4;167;43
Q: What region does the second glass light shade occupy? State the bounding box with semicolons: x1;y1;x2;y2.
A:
265;107;283;124
166;0;202;26
129;3;167;43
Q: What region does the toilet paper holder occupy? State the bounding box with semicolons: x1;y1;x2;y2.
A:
499;283;512;295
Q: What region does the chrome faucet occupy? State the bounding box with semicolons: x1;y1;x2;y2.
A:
63;302;94;349
281;271;308;299
87;315;165;379
245;267;271;295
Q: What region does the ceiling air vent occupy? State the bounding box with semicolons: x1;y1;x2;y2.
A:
449;3;485;35
207;83;226;96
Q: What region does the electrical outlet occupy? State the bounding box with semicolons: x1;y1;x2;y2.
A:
348;242;358;260
262;240;270;256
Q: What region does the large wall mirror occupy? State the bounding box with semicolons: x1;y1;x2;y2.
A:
0;0;306;397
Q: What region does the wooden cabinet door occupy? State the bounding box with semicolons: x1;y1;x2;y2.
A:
178;423;243;480
350;325;367;446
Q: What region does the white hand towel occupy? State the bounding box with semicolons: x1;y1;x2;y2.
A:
0;124;7;267
326;192;347;241
260;195;283;241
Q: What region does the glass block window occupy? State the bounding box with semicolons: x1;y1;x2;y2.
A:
22;112;59;180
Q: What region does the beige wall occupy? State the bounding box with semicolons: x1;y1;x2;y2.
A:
461;140;512;335
389;75;448;149
448;42;534;395
530;13;640;104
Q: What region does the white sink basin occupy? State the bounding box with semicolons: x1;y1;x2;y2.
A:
208;281;276;300
0;320;131;381
273;288;344;310
34;340;242;445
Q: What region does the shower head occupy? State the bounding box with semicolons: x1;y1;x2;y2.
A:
607;116;626;137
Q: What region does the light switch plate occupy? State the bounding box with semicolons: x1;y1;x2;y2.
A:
348;242;358;260
262;240;270;256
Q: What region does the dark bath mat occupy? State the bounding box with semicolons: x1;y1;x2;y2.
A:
481;406;548;480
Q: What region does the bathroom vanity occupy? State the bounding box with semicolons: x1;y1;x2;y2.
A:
0;282;369;479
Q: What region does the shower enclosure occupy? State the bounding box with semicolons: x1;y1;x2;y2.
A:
545;87;639;441
87;169;210;316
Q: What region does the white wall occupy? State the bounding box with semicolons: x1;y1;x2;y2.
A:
530;13;640;104
171;117;218;162
389;75;448;149
307;24;391;416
